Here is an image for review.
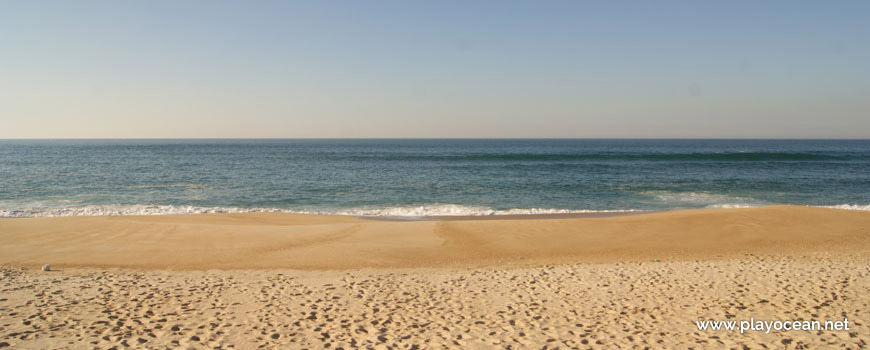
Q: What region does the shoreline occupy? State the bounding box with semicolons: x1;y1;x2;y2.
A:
357;209;654;221
3;204;867;221
1;205;868;271
0;208;656;220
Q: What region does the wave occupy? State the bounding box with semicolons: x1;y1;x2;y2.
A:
705;204;758;209
819;204;870;211
705;204;870;211
0;205;292;218
2;203;868;218
352;152;856;162
643;191;764;208
649;191;870;211
0;204;643;218
329;204;643;217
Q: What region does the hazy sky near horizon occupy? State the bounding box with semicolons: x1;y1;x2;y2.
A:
1;1;868;138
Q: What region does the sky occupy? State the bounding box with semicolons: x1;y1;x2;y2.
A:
1;1;868;138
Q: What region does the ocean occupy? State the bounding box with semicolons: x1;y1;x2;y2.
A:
1;139;868;217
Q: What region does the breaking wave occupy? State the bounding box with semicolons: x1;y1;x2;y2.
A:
0;204;644;218
2;202;867;218
819;204;870;211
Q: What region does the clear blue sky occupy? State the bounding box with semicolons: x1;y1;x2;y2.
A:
1;1;868;138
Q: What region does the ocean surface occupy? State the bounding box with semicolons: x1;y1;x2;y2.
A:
1;139;868;217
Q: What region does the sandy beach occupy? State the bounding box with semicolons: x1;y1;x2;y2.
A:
1;206;869;349
1;205;869;270
5;0;869;348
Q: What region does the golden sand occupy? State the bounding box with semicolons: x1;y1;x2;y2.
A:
1;206;868;349
1;205;868;270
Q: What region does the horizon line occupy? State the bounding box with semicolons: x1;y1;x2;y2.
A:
0;137;869;141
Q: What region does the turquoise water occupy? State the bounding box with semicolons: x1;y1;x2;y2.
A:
1;139;868;217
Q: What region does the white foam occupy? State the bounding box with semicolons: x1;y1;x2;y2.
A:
0;205;294;218
817;204;870;211
4;202;865;218
645;191;755;204
706;204;870;211
331;204;642;217
705;204;758;209
645;191;765;209
0;204;643;218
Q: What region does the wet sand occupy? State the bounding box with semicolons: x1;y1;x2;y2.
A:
1;205;868;270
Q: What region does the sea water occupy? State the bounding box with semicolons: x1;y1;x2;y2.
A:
1;139;868;217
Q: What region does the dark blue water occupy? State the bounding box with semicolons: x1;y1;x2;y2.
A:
1;139;868;217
